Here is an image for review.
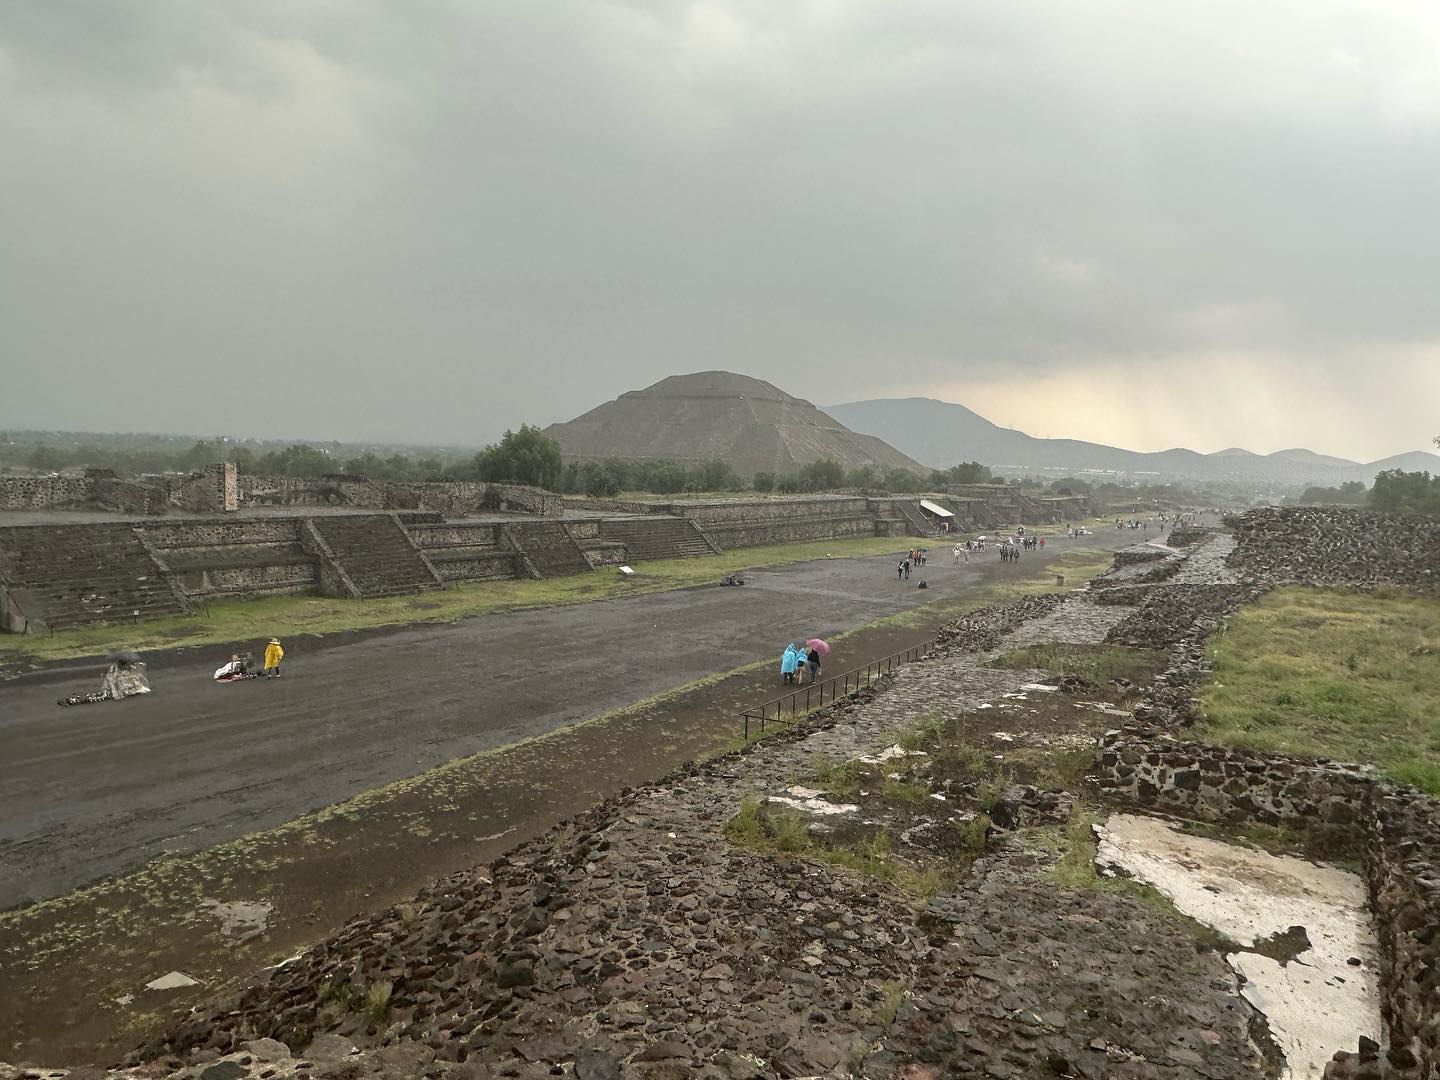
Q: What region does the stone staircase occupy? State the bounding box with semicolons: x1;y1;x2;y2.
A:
504;521;592;577
598;518;721;560
895;500;940;537
309;515;446;598
0;523;190;632
405;522;524;582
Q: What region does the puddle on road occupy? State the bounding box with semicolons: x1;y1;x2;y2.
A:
1096;813;1380;1080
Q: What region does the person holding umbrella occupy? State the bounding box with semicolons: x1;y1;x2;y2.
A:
805;638;829;683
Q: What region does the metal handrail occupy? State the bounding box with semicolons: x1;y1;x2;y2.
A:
741;639;934;740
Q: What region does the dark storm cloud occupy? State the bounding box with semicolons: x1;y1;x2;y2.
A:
2;1;1437;458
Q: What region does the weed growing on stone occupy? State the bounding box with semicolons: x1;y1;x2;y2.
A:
875;979;908;1026
952;815;992;859
722;796;767;847
1004;746;1092;793
364;980;393;1025
812;757;870;799
985;642;1163;684
722;798;967;898
897;708;946;751
879;778;930;803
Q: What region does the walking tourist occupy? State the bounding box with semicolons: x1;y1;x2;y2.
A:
806;645;822;683
262;637;285;678
780;643;800;685
953;543;962;565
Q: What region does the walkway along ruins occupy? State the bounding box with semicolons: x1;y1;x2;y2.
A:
2;506;1436;1079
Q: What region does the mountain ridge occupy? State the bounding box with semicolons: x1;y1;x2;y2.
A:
824;396;1439;488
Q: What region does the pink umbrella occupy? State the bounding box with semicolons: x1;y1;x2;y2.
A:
806;638;831;656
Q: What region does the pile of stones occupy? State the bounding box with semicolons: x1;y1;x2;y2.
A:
932;592;1067;653
1105;583;1264;649
1227;506;1440;592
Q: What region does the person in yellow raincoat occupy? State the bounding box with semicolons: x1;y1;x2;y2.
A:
262;638;285;678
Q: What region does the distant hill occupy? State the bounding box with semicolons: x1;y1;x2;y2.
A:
824;397;1440;488
545;372;927;478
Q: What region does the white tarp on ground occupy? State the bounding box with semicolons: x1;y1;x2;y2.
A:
918;499;954;518
1096;813;1380;1080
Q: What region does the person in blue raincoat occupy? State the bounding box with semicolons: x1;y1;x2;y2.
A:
780;643;801;685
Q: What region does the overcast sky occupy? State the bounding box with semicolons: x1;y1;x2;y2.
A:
3;1;1438;461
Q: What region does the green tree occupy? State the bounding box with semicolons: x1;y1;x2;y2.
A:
255;444;334;477
798;458;845;491
1369;470;1440;515
687;459;742;492
752;471;776;492
578;461;621;497
845;465;878;488
883;467;923;493
472;425;564;490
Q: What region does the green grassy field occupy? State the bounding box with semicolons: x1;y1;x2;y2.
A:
0;535;916;663
1198;586;1440;794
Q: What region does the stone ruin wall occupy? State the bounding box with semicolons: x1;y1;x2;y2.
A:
0;469;563;519
0;475;91;510
1096;728;1440;1078
1227;505;1440;593
235;476;563;517
1091;516;1440;1078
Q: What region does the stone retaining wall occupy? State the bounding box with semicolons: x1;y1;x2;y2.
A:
1166;524;1215;548
1096;727;1440;1078
0;476;90;509
1360;791;1440;1077
1095;730;1373;827
1112;544;1169;567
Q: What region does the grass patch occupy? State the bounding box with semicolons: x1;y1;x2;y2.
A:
1198;586;1440;794
812;757;870;799
986;642;1163;684
0;534;919;664
879;778;930;804
1042;804;1238;953
722;796;962;897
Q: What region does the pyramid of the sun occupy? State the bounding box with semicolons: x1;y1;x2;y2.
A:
545;371;929;478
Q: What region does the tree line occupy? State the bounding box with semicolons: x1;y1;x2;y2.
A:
469;426;996;496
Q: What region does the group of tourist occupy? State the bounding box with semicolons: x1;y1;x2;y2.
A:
897;548;927;579
779;642;823;685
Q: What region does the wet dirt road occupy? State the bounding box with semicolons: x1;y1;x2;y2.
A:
0;534;1138;911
